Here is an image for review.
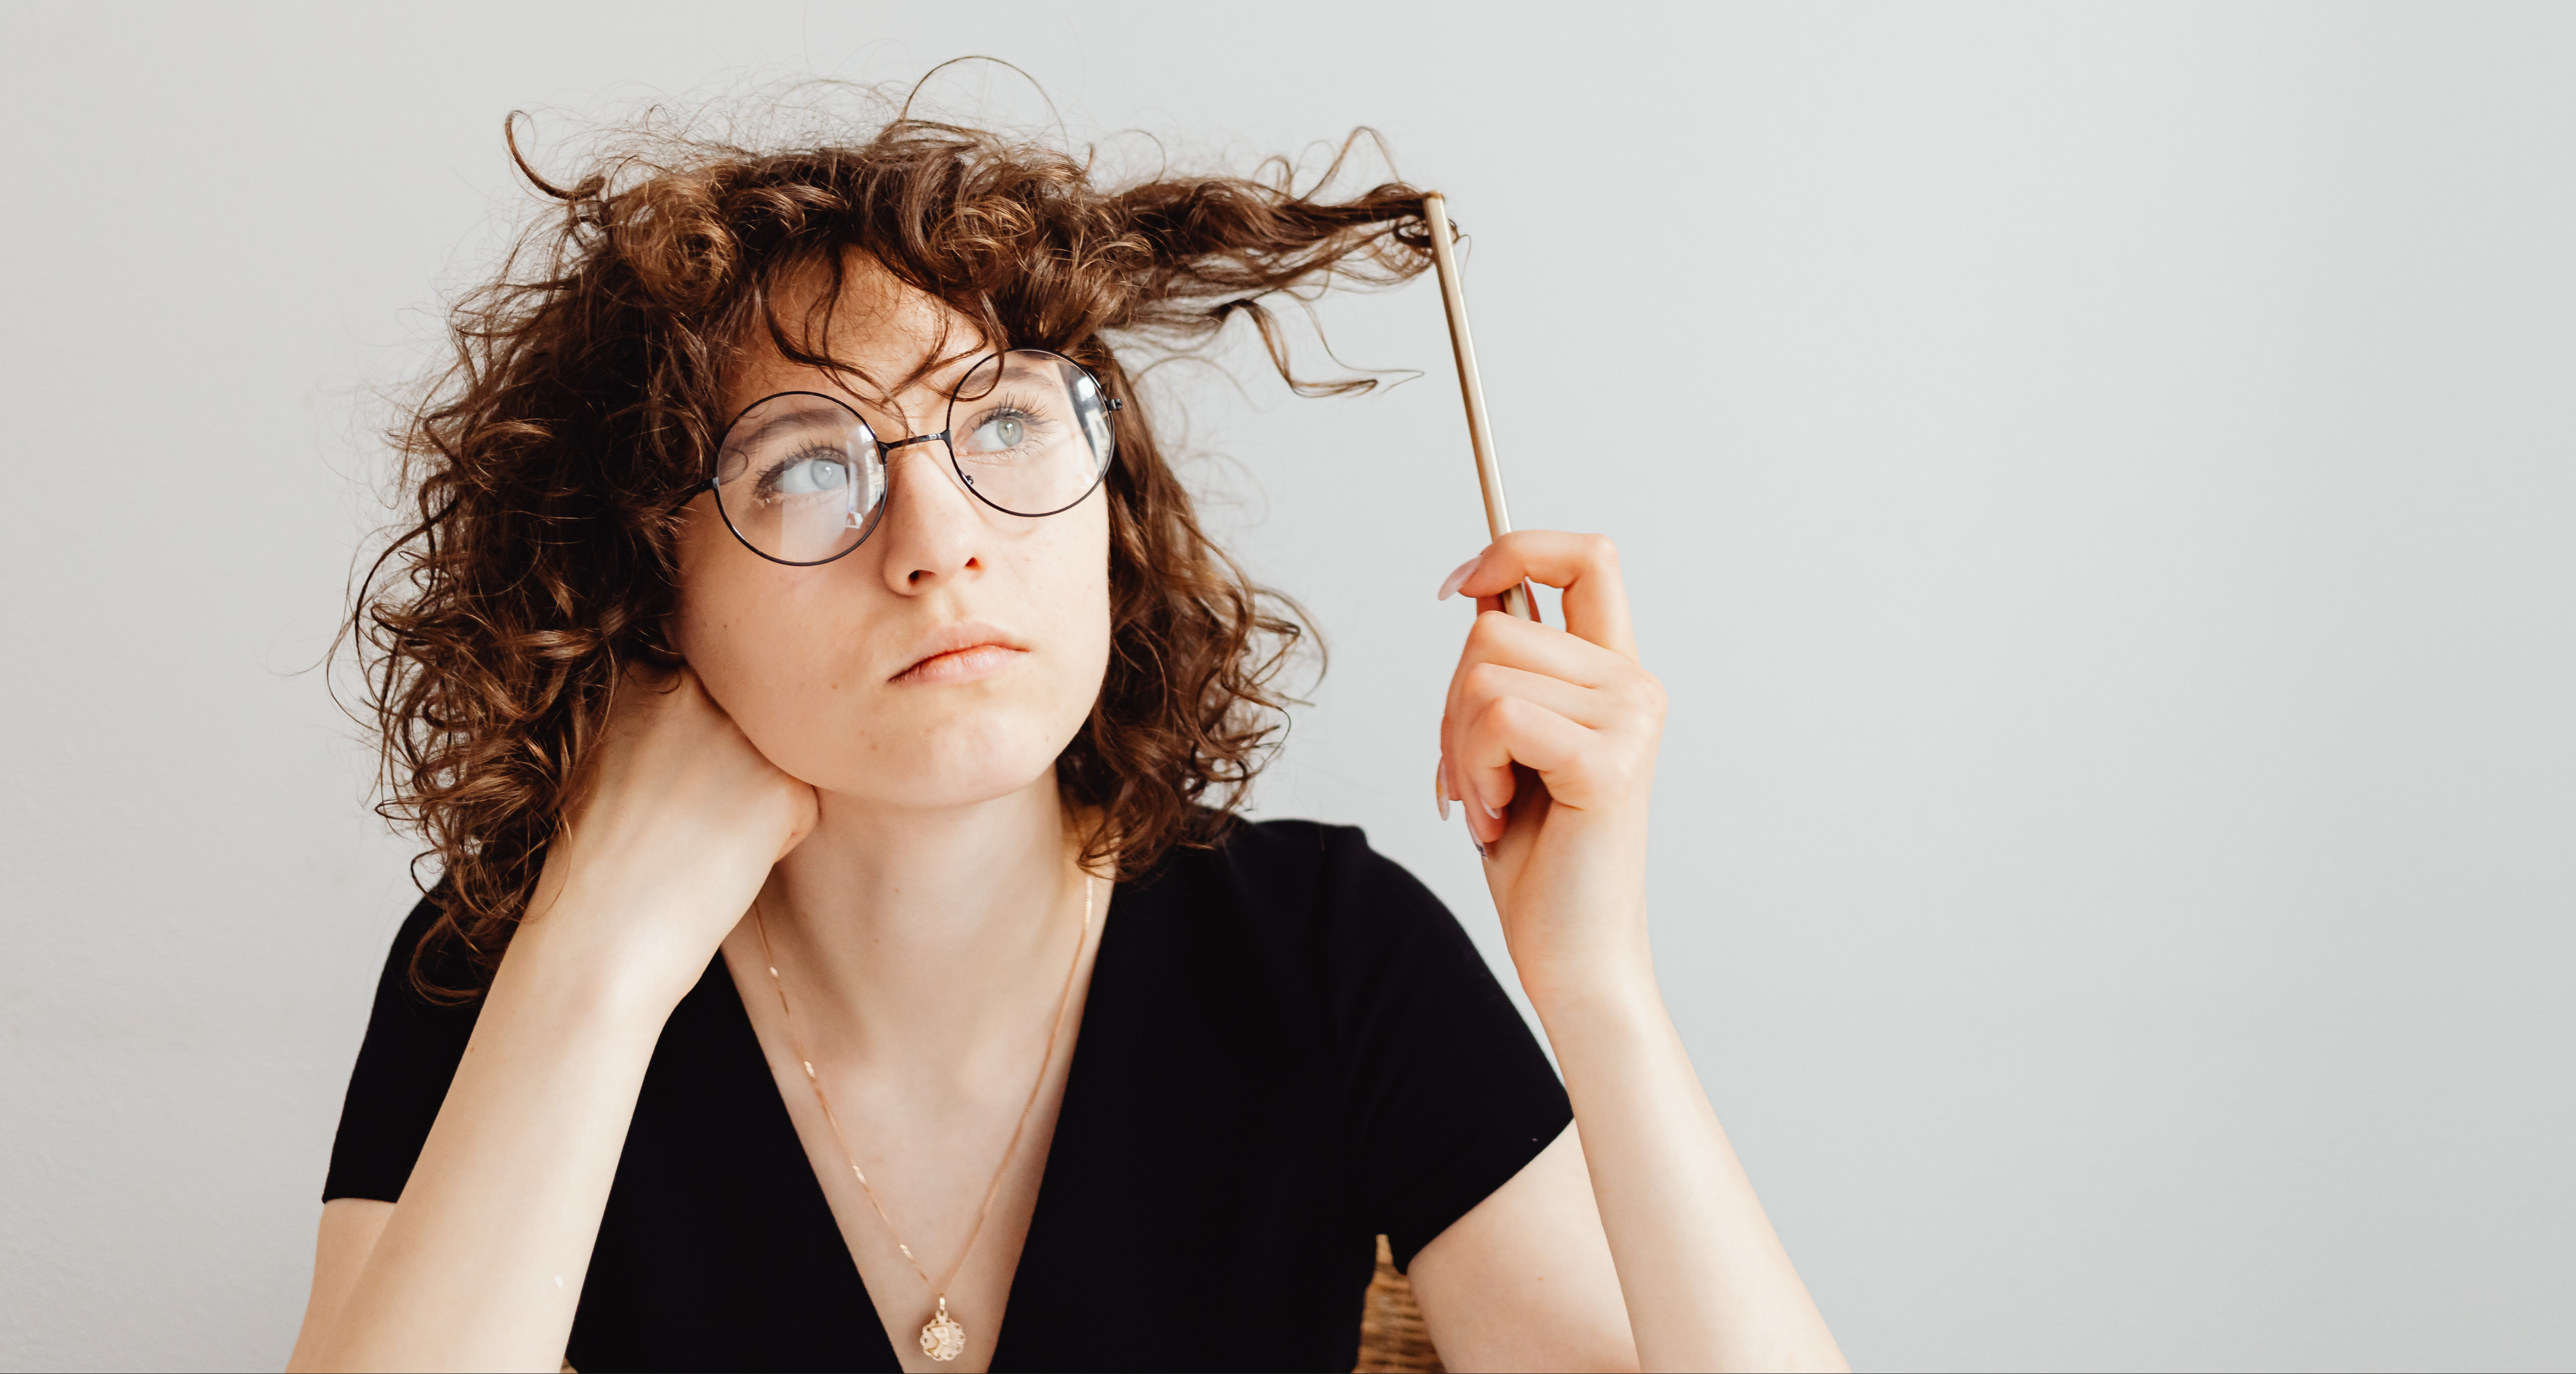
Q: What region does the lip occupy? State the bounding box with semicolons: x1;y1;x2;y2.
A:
890;619;1030;685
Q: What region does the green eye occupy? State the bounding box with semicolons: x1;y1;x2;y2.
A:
772;457;850;495
970;413;1026;451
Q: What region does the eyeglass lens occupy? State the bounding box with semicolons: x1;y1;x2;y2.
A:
711;350;1115;566
946;351;1117;519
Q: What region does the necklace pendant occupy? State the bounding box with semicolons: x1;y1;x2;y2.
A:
920;1296;967;1363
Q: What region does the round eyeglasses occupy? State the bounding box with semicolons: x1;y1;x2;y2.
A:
708;348;1122;566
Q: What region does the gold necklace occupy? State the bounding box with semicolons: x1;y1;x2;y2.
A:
752;872;1093;1365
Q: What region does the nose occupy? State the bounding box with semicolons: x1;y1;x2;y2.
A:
870;434;985;594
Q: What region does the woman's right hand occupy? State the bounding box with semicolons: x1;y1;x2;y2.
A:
289;662;810;1372
519;663;818;1008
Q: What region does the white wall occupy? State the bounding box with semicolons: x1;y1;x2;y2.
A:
3;3;2570;1370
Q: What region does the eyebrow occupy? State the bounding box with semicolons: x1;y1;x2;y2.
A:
950;357;1061;407
724;351;1026;450
724;404;865;455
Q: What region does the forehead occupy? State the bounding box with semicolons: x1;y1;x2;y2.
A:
723;253;989;417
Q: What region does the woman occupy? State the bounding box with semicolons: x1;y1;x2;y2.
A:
288;107;1845;1373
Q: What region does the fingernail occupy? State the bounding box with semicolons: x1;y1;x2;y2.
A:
1480;796;1502;820
1469;836;1489;860
1436;556;1482;601
1434;759;1451;822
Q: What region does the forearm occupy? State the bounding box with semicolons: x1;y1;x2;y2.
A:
293;919;676;1373
1536;975;1846;1374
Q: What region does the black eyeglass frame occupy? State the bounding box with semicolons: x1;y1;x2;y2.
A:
703;348;1124;568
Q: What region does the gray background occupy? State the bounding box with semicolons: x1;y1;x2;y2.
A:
3;3;2569;1370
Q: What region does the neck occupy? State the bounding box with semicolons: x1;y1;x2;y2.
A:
757;773;1087;1081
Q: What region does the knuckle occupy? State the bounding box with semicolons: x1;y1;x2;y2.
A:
1633;670;1668;718
1574;747;1634;796
1582;531;1619;566
1609;746;1649;787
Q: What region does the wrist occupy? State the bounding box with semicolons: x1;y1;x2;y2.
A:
499;889;710;1025
1523;959;1691;1099
1517;941;1662;1027
524;838;759;1005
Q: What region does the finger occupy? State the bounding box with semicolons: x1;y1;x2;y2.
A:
1439;611;1640;766
1455;694;1598;836
1453;660;1625;733
1441;669;1574;843
1444;557;1544;627
1456;608;1643;694
1441;531;1635;659
1468;589;1543;624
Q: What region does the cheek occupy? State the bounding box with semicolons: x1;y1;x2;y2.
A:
1039;501;1117;692
928;502;1115;766
669;508;836;725
669;506;760;672
671;495;1117;798
971;505;1114;755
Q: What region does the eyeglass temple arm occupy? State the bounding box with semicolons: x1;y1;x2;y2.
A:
1422;193;1537;623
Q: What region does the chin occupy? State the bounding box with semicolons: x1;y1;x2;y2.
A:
799;705;1074;811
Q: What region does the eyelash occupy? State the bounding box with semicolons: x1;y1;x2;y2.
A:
752;387;1052;495
961;397;1047;443
755;443;852;498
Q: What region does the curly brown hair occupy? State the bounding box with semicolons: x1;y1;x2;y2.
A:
353;99;1438;999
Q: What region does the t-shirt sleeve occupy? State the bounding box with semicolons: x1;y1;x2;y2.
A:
322;890;484;1203
1316;825;1574;1271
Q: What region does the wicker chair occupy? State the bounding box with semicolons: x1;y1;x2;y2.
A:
1356;1234;1445;1373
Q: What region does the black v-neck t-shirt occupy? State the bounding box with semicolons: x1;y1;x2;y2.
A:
323;819;1573;1372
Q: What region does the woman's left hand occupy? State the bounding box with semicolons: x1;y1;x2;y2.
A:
1429;531;1847;1374
1437;530;1666;1007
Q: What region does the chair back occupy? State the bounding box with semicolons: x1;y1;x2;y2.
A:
1354;1234;1445;1373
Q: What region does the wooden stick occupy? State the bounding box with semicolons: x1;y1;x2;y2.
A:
1423;192;1537;621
